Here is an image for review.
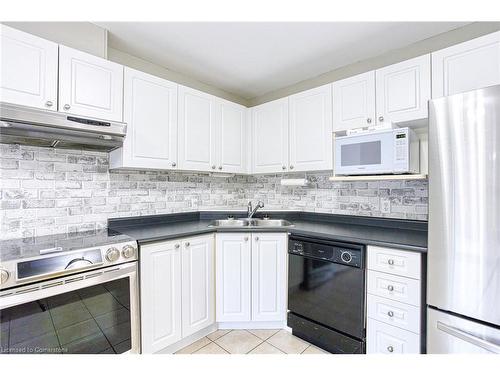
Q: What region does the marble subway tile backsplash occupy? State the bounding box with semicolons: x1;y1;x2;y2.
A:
0;144;428;240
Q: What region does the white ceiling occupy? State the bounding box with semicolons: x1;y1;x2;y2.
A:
97;22;468;100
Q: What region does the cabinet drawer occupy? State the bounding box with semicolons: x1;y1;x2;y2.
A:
367;318;420;354
367;246;421;279
367;270;420;306
367;294;420;334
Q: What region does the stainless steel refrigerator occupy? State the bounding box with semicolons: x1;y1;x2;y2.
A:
427;84;500;353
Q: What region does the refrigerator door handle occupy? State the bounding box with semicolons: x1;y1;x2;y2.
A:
437;321;500;354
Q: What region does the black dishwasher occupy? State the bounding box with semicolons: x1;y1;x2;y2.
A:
287;235;365;353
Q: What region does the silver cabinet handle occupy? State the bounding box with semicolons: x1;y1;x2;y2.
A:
244;237;249;242
218;166;222;170
366;117;372;124
63;104;71;110
387;285;394;291
172;162;177;167
388;259;395;265
45;100;53;107
387;346;394;353
212;165;216;169
378;116;384;122
437;321;500;354
282;166;286;170
289;165;294;170
174;244;180;249
185;242;190;247
387;311;394;317
255;237;259;241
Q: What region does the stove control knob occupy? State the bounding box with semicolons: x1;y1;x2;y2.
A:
0;268;10;285
340;251;352;263
106;247;120;262
122;244;136;259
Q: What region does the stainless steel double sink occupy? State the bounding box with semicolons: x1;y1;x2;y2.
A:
208;218;294;228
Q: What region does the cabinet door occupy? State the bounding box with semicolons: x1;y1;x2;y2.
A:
375;54;431;124
140;240;182;353
251;98;289;173
215;233;251;322
332;71;376;131
115;67;178;170
432;31;500;98
251;233;287;322
0;25;58;110
367;318;420;354
216;100;247;173
58;45;123;121
181;235;215;337
289;84;333;171
178;86;217;171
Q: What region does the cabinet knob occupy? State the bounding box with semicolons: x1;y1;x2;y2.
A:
388;259;395;265
387;310;394;318
366;117;372;124
63;104;71;110
387;285;394;292
212;165;216;170
45;100;53;107
378;116;384;122
282;166;286;170
172;162;177;167
174;243;180;249
255;237;259;241
185;242;190;247
218;166;222;170
244;237;249;242
289;165;294;170
387;346;394;353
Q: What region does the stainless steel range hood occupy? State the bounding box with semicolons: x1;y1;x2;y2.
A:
0;103;127;151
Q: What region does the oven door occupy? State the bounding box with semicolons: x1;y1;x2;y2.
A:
0;262;139;354
334;131;395;175
288;253;365;339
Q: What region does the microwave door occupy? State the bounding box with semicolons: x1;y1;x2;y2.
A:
335;131;394;175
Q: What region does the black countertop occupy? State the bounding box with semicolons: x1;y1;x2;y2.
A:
109;211;428;252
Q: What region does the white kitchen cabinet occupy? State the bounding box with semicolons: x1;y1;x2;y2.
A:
58;45;123;121
216;100;247;173
251;98;289;173
178;85;217;171
367;318;420;354
251;233;287;322
432;31;500;98
332;71;376;132
0;25;58;110
288;84;333;171
181;235;215;337
140;240;182;353
109;68;178;170
375;55;431;125
215;233;251;322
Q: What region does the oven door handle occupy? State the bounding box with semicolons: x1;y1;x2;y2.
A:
64;257;94;270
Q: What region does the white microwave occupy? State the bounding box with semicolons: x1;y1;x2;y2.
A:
334;127;420;175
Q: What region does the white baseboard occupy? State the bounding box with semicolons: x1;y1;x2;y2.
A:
154;323;218;354
217;321;286;330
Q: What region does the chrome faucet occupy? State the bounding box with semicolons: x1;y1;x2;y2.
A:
247;201;264;218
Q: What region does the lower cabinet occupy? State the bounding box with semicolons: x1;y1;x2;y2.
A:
140;234;215;353
216;232;287;324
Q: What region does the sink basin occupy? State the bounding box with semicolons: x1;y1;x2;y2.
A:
208;218;293;228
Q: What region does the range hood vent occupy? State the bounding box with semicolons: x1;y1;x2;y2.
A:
0;103;127;151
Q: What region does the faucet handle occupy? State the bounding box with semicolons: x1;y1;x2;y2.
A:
257;201;264;208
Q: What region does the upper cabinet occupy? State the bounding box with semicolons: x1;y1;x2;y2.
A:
289;84;333;172
0;25;58;110
375;55;431;125
432;31;500;98
251;98;289;174
109;68;178;170
216;100;247;173
333;71;376;132
178;85;217;172
333;55;431;132
58;46;124;121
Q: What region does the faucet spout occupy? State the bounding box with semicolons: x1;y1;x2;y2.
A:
247;201;264;218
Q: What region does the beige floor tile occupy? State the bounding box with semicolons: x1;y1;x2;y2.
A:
249;342;285;354
215;329;263;354
246;329;279;341
194;342;228;354
206;329;231;341
266;330;309;354
302;345;328;354
175;337;212;354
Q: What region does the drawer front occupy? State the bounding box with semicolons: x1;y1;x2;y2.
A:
367;294;421;334
367;270;421;306
367;318;421;354
367;246;421;279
